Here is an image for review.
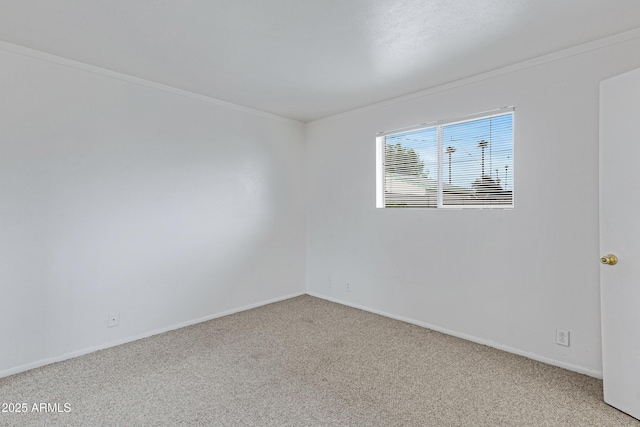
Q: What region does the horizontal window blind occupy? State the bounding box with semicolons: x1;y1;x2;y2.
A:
383;126;437;208
376;108;514;209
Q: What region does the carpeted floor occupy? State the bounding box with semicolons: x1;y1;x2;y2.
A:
1;295;638;426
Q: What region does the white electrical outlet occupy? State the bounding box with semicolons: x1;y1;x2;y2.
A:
108;312;120;328
328;277;333;288
346;282;350;292
556;329;569;346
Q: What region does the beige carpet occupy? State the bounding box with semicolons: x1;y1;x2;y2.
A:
0;295;638;426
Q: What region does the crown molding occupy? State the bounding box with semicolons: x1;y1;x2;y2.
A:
308;27;640;127
0;40;303;125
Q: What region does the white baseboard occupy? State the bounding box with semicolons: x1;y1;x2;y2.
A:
3;291;601;380
0;291;305;379
306;292;603;379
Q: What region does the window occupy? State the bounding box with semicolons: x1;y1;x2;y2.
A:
376;107;514;208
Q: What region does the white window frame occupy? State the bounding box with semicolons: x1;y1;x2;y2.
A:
376;107;514;209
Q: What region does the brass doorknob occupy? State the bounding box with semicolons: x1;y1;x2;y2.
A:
600;254;618;265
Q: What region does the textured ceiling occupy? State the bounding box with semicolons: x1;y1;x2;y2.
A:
0;1;639;122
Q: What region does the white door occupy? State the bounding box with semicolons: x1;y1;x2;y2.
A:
600;67;640;420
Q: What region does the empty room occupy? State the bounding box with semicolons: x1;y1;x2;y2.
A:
1;1;640;425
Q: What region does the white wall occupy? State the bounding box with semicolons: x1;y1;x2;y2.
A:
0;46;306;376
3;31;640;381
306;35;640;376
